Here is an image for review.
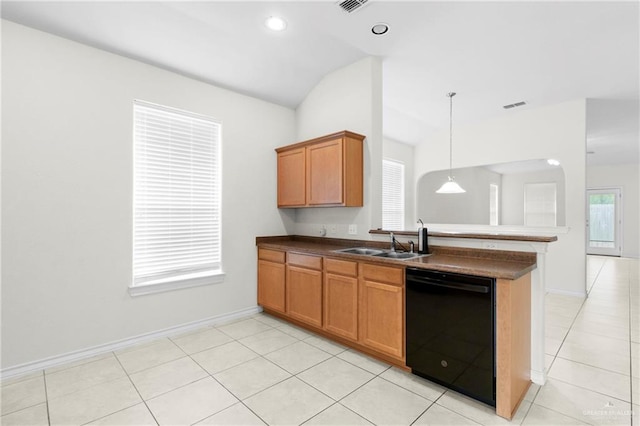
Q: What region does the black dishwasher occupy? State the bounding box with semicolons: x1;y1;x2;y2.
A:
406;268;496;406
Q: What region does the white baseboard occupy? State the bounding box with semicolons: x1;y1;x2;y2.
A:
545;288;587;298
531;369;546;386
1;306;261;381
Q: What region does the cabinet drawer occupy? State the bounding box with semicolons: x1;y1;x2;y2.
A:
258;248;285;263
288;252;322;270
325;258;358;277
361;263;404;286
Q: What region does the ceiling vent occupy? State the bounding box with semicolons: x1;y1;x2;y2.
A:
337;0;369;13
503;101;527;109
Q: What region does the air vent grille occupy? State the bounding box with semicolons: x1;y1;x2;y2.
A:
337;0;369;13
503;101;527;109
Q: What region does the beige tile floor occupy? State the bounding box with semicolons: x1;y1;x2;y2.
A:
1;255;637;425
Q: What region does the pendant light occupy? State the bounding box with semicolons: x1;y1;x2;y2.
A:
436;92;466;194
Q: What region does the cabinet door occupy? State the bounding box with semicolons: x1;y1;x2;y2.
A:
277;148;306;207
287;266;323;327
359;279;404;359
258;260;286;313
324;273;358;341
306;139;343;205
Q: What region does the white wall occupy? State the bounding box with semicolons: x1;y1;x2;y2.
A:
587;163;640;258
383;138;415;230
415;100;587;295
1;21;296;369
293;57;383;240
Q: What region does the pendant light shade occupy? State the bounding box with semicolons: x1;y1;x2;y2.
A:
436;176;466;194
436;92;466;194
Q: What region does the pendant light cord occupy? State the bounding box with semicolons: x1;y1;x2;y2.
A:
448;92;456;177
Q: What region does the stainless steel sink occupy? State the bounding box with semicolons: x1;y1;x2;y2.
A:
333;247;430;261
334;247;385;256
372;251;427;260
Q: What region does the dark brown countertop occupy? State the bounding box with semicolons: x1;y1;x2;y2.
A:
256;235;537;280
369;229;557;243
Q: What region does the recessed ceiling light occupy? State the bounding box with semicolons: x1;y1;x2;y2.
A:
547;159;560;166
265;16;287;31
371;23;389;35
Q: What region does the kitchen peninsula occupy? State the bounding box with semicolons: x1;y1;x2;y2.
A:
256;234;546;419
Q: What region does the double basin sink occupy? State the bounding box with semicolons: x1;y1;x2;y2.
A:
333;247;430;260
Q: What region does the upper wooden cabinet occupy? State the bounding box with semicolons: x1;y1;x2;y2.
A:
277;147;306;207
276;131;365;208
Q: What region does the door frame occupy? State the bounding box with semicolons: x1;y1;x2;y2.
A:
586;187;622;256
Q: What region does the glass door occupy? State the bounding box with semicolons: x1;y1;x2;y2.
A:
586;188;621;256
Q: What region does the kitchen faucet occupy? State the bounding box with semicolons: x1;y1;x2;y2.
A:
390;232;396;252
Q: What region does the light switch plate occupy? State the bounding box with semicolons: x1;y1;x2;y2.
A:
348;224;357;235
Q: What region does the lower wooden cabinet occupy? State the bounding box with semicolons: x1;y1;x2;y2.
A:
286;253;323;328
324;258;359;341
359;263;404;360
257;249;405;364
257;248;286;313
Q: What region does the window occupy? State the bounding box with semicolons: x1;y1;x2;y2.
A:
524;182;557;227
489;184;499;226
382;159;405;230
132;100;223;296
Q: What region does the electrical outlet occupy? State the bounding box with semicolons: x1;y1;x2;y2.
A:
482;241;498;249
329;224;337;234
348;224;357;235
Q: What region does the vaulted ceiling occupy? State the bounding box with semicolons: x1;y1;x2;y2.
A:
2;1;638;164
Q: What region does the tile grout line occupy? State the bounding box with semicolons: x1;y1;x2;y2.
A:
407;400;435;426
109;351;160;426
42;370;52;426
625;259;635;426
301;401;374;425
422;391;484;425
587;256;606;296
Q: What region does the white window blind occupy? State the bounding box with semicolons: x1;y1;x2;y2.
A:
489;184;499;226
382;159;405;230
524;182;557;227
133;100;221;289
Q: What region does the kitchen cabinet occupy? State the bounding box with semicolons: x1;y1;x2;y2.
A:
286;253;323;328
257;248;286;313
324;258;359;341
276;130;364;208
359;263;404;360
277;147;306;207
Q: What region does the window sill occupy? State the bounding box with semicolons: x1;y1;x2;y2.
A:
129;270;225;297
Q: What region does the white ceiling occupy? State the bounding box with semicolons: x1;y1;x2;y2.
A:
2;1;639;165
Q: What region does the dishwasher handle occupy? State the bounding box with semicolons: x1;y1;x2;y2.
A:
407;276;490;294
